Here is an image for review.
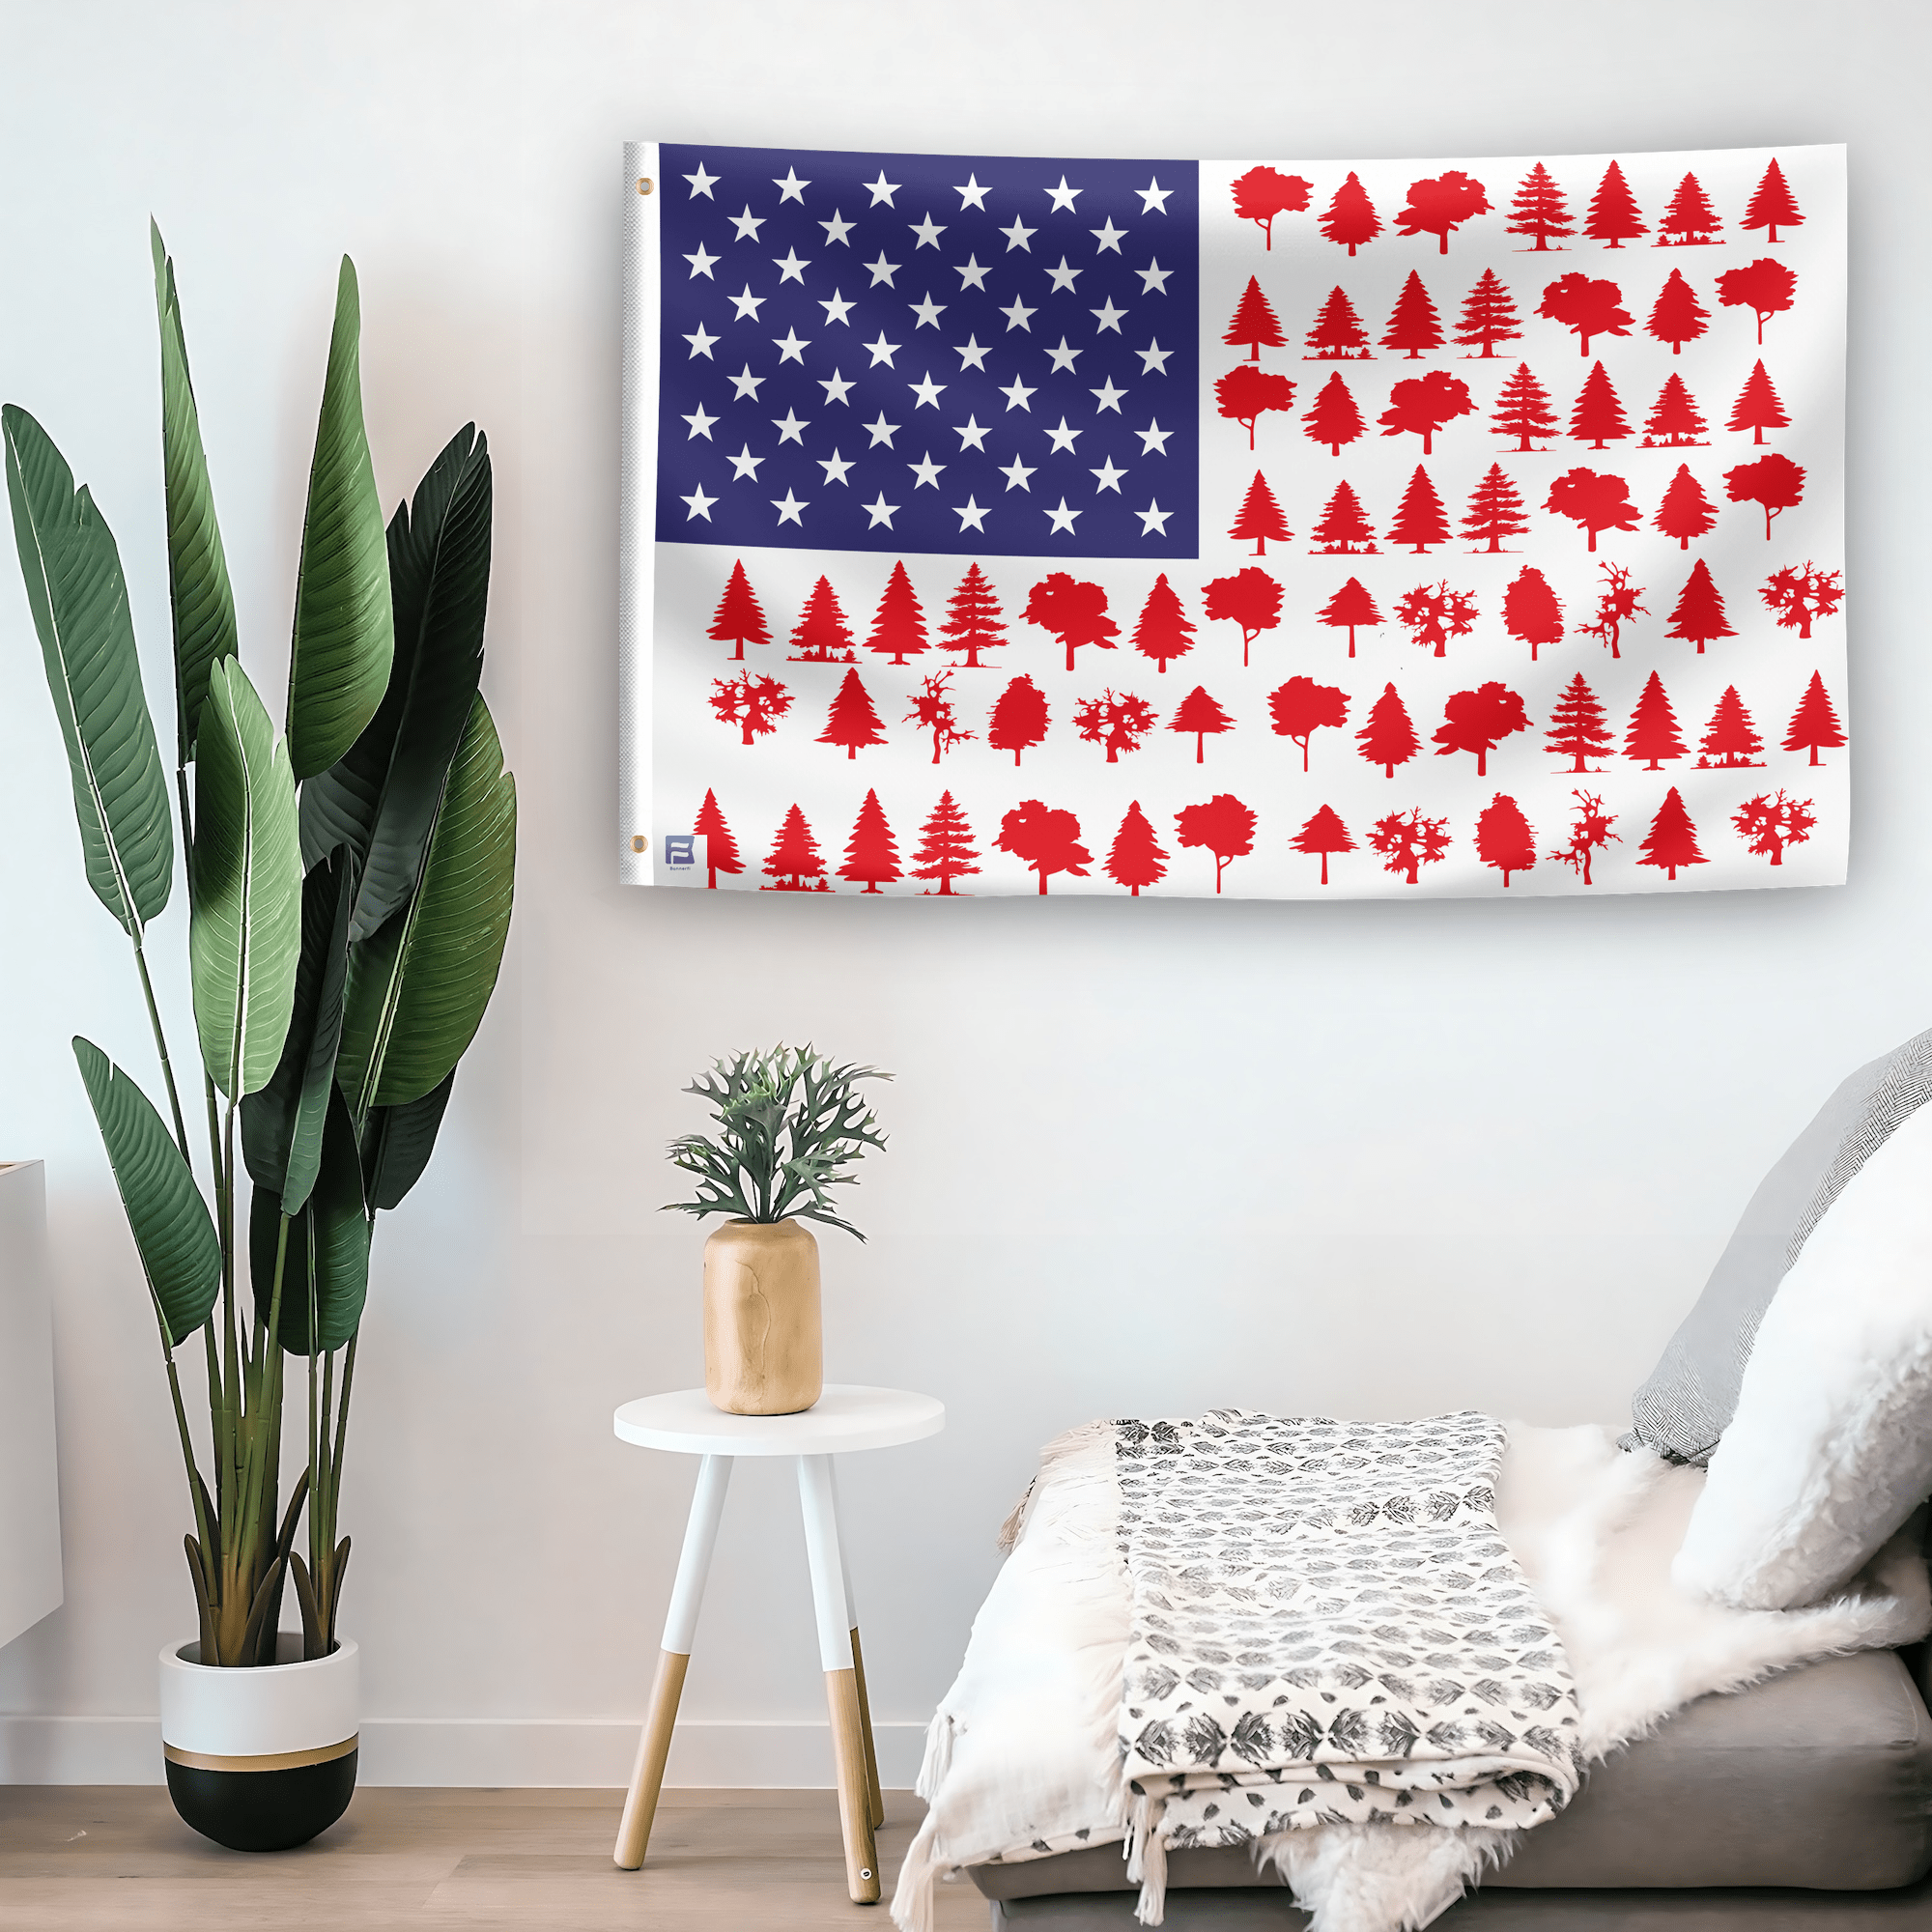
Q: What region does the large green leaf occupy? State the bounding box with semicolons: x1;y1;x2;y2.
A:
150;224;238;763
3;406;174;936
189;659;302;1099
287;257;392;781
300;424;490;941
73;1037;219;1348
338;694;515;1114
250;1086;369;1353
359;1069;455;1212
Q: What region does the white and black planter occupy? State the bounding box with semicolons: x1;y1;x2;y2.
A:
158;1634;358;1852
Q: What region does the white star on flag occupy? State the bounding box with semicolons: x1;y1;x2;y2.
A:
909;294;947;328
954;173;990;210
819;211;854;244
954;414;991;451
954;254;992;291
728;364;763;399
772;409;810;444
1090;218;1127;253
728;286;765;321
910;213;946;248
681;484;716;519
728;205;764;241
909;372;948;408
774;168;810;203
1090;378;1127;412
1044;258;1081;292
1136;178;1173;213
819;290;856;325
1044;176;1081;212
1000;216;1036;251
682;404;717;439
864;412;899;446
773;327;810;364
818;449;855;485
1090;298;1127;333
953;334;991;371
999;375;1037;411
1136;419;1173;455
1135;499;1173;534
682;162;719;198
683;323;718;358
1044;417;1081;452
1090;457;1127;493
684;243;719;278
864;172;899;206
908;452;946;488
953;497;990;531
819;368;856;405
864;332;900;366
1044;497;1081;532
865;252;900;286
1044;337;1081;372
862;494;898;527
1000;296;1036;330
726;444;762;479
1136;340;1173;375
771;490;808;525
773;248;810;284
1137;260;1173;295
1000;455;1036;491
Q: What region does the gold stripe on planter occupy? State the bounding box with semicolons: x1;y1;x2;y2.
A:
163;1735;358;1774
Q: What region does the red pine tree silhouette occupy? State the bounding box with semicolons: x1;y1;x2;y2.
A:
1292;804;1355;885
1504;565;1564;660
1434;681;1529;776
1215;365;1297;448
1310;482;1378;555
1224;276;1287;360
1386;466;1450;553
1357;683;1420;776
911;790;980;895
1175;794;1256;893
1625;669;1687;770
1368;808;1451;883
1734;789;1817;866
1229;470;1292;554
1492;361;1558;451
1762;562;1843;640
939;562;1008;667
1647;269;1711;355
1394;172;1491;254
1268;675;1349;771
1642;373;1708;447
1724;453;1804;539
1547;790;1619;884
903;668;973;763
1507;163;1574;250
788;575;858;662
986;673;1049;765
1782;671;1845;765
1727;361;1788;444
1462;464;1529;552
838;789;902;893
1667;558;1733;653
1131;573;1196;672
994;801;1093;895
1637;787;1706;881
1304;285;1372;359
1658;172;1722;246
1073;688;1157;762
1537;273;1634;355
1655;465;1717;550
1105;801;1168;895
1546;672;1612;771
1569;361;1632;448
1379;370;1473;452
1320;577;1382;656
710;668;793;744
1582;560;1646;658
1454;268;1523;355
1476;793;1538;886
1320;172;1381;255
1584;160;1647;247
1697;686;1764;768
763;804;830;891
1204;566;1284;665
1170;685;1235;762
817;667;888;758
1716;259;1798;344
865;559;929;665
1742;159;1804;243
1546;468;1640;551
1302;372;1366;454
693;788;745;888
1232;167;1312;248
1024;572;1120;669
708;560;772;660
1380;271;1444;357
1396;581;1478;657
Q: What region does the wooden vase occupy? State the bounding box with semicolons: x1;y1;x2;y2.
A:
702;1219;823;1415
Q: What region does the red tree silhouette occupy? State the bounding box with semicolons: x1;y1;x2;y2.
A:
1073;688;1157;762
939;562;1008;667
1504;565;1564;660
1728;361;1788;444
866;559;928;664
1268;675;1349;771
1655;465;1717;550
995;801;1092;895
1725;453;1804;539
1537;273;1634;355
911;790;980;895
709;560;772;660
1783;671;1845;765
1105;801;1168;895
1380;271;1444;358
693;788;745;888
1742;159;1804;242
1642;373;1708;447
1387;467;1450;553
763;804;830;892
1667;558;1733;653
1304;285;1372;358
1357;683;1419;775
1492;361;1558;451
1175;794;1256;893
1216;365;1297;448
1302;372;1366;453
710;668;793;744
1321;172;1381;255
1547;790;1619;884
838;789;902;893
1546;672;1612;771
1582;560;1646;657
1625;669;1687;770
1170;685;1235;762
1762;562;1843;640
1394;171;1491;253
1320;576;1382;656
1232;167;1311;248
1230;470;1292;554
1396;581;1478;657
1584;161;1647;247
1204;566;1284;665
1659;172;1722;246
1132;573;1196;672
903;668;974;763
1224;276;1287;360
1546;468;1639;550
1476;794;1538;886
1454;268;1523;356
1369;808;1451;883
817;667;888;758
1379;370;1473;452
1647;269;1710;355
1698;686;1764;768
1569;361;1631;448
1716;259;1798;344
1292;805;1354;885
1735;789;1817;866
1463;464;1529;552
1024;572;1119;668
789;575;858;662
1434;680;1529;775
986;673;1049;764
1311;481;1378;555
1507;163;1574;250
1638;787;1706;880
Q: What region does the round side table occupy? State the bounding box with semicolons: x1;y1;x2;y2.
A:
610;1384;945;1902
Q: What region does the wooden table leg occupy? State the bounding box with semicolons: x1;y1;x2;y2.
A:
614;1454;733;1870
828;1462;885;1830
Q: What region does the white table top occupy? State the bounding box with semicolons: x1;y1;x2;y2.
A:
613;1384;945;1457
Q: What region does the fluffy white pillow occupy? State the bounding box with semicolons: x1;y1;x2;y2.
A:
1673;1098;1932;1609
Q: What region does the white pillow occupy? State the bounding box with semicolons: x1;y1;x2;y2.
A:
1673;1099;1932;1609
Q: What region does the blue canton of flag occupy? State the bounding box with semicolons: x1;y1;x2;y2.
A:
656;143;1200;559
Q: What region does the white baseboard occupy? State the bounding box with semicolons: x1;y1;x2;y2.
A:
0;1713;929;1788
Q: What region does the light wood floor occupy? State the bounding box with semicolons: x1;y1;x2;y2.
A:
0;1786;990;1931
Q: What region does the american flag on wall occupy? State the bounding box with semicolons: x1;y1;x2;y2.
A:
618;141;1845;898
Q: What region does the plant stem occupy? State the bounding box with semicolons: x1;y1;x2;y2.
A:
131;940;191;1166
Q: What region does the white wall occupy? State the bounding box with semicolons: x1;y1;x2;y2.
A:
0;0;1926;1787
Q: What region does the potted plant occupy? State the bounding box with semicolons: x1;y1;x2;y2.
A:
3;226;515;1851
665;1047;889;1414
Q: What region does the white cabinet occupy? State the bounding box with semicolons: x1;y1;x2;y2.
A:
0;1162;62;1648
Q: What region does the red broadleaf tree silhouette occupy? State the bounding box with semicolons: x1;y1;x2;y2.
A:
1647;269;1711;355
1204;566;1284;665
1302;372;1366;454
1504;565;1564;660
1215;365;1297;448
911;791;980;895
1320;576;1382;656
1321;172;1381;255
1584;160;1647;247
1132;573;1196;672
1072;688;1157;763
1170;685;1235;762
1725;453;1805;539
1508;163;1574;250
1291;805;1354;886
1463;464;1529;552
1697;686;1764;768
1569;360;1632;448
903;668;974;764
1762;562;1843;640
693;788;745;888
1667;558;1733;653
1783;671;1845;765
1546;468;1640;551
1105;801;1169;895
1304;285;1372;358
763;804;830;892
1357;683;1420;776
986;673;1049;764
1387;466;1450;552
1638;787;1706;881
1369;808;1451;883
995;801;1093;895
1537;273;1634;355
1268;675;1349;771
1224;275;1287;360
1655;465;1717;550
1728;361;1788;444
1175;794;1257;893
1642;373;1709;447
1492;361;1558;451
817;667;888;758
788;575;858;662
1547;790;1619;884
866;559;928;664
1311;482;1378;555
1742;159;1804;243
939;562;1008;668
1396;581;1478;657
710;668;793;744
838;789;902;893
1476;793;1538;886
1659;172;1722;246
1379;369;1473;452
1454;268;1523;356
1582;560;1646;657
1380;271;1444;357
1232;167;1312;248
708;560;772;660
1625;669;1687;770
1716;259;1798;344
1394;172;1491;253
1230;470;1292;554
1434;680;1529;776
1024;572;1120;669
1546;672;1612;771
1735;789;1817;866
